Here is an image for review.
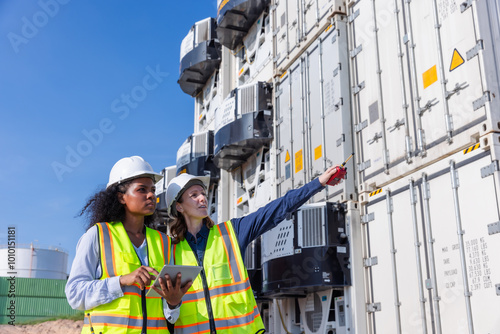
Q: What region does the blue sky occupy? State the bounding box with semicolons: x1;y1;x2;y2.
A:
0;0;218;273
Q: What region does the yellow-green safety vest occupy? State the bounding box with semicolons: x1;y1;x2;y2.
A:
173;220;265;334
83;222;171;334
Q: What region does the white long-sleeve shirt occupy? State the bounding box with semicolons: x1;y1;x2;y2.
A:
65;225;180;323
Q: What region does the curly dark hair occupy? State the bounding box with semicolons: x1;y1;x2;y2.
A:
79;180;159;231
169;195;215;243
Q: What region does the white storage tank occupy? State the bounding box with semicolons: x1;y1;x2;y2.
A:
0;243;68;279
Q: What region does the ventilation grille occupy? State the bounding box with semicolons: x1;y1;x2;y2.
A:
238;84;256;115
244;240;256;269
300;207;325;248
261;218;294;263
193;132;209;158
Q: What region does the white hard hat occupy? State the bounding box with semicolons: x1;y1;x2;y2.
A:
165;173;210;216
107;156;163;189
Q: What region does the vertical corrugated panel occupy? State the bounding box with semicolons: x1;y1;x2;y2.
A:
193;132;208;158
239;84;255;114
302;207;324;247
0;277;68;298
0;278;80;324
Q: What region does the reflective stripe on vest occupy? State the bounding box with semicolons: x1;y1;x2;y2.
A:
173;220;265;334
83;222;171;334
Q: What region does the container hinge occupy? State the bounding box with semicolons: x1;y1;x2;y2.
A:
388;118;405;132
350;45;363;58
367;132;383;145
488;222;500;235
353;81;365;95
466;39;484;60
481;160;499;178
273;54;281;63
473;91;491;111
418;98;438;116
331;33;337;44
364;256;378;267
334;98;343;111
275;87;283;98
355;119;368;133
336;134;345;147
358;160;371;172
361;212;375;224
333;64;341;77
348;9;360;23
460;0;473;13
276;116;284;126
446;82;469;99
367;303;382;313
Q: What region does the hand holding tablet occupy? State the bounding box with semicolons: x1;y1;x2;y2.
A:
147;264;202;297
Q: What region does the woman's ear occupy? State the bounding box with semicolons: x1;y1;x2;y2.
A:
176;203;183;213
118;192;126;205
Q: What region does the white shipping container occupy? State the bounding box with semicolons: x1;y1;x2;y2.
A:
359;132;500;333
196;71;221;133
274;17;355;203
237;12;273;86
349;0;500;189
273;0;346;71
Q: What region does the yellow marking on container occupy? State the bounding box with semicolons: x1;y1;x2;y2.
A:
239;67;245;76
423;65;438;89
463;143;480;154
237;197;243;205
450;49;465;71
198;113;204;121
369;189;383;197
325;24;333;33
280;71;288;79
314;145;322;160
156;197;160;203
295;150;303;173
178;169;187;175
285;150;290;163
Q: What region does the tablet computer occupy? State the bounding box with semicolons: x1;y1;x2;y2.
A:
146;264;202;297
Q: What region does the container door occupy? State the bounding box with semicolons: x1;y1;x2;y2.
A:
275;69;293;196
349;0;391;188
363;136;500;333
274;0;300;68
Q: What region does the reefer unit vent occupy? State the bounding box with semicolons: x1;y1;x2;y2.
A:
176;131;219;183
213;82;273;171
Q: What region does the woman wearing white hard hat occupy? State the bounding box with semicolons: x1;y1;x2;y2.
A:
66;156;190;334
164;166;344;334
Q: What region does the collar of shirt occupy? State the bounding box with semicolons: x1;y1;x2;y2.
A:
185;223;210;244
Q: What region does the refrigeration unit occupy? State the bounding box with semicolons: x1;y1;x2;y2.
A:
178;17;221;97
213;81;273;171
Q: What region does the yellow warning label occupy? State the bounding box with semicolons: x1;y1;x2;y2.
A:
285;150;290;163
280;71;288;79
369;189;383;197
450;49;465;71
237;197;243;205
325;24;333;33
239;67;245;76
156;197;160;203
295;150;303;173
423;65;438;89
314;145;322;160
463;143;480;154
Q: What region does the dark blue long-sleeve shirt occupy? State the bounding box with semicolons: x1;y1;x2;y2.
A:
185;178;325;262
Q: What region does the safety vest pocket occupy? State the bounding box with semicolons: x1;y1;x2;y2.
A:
210;262;233;285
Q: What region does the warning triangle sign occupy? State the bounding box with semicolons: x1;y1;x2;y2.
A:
450;49;465;71
285;150;290;163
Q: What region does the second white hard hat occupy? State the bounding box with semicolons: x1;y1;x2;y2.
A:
165;173;210;216
107;156;163;189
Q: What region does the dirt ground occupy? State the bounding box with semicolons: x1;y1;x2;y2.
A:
0;319;84;334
